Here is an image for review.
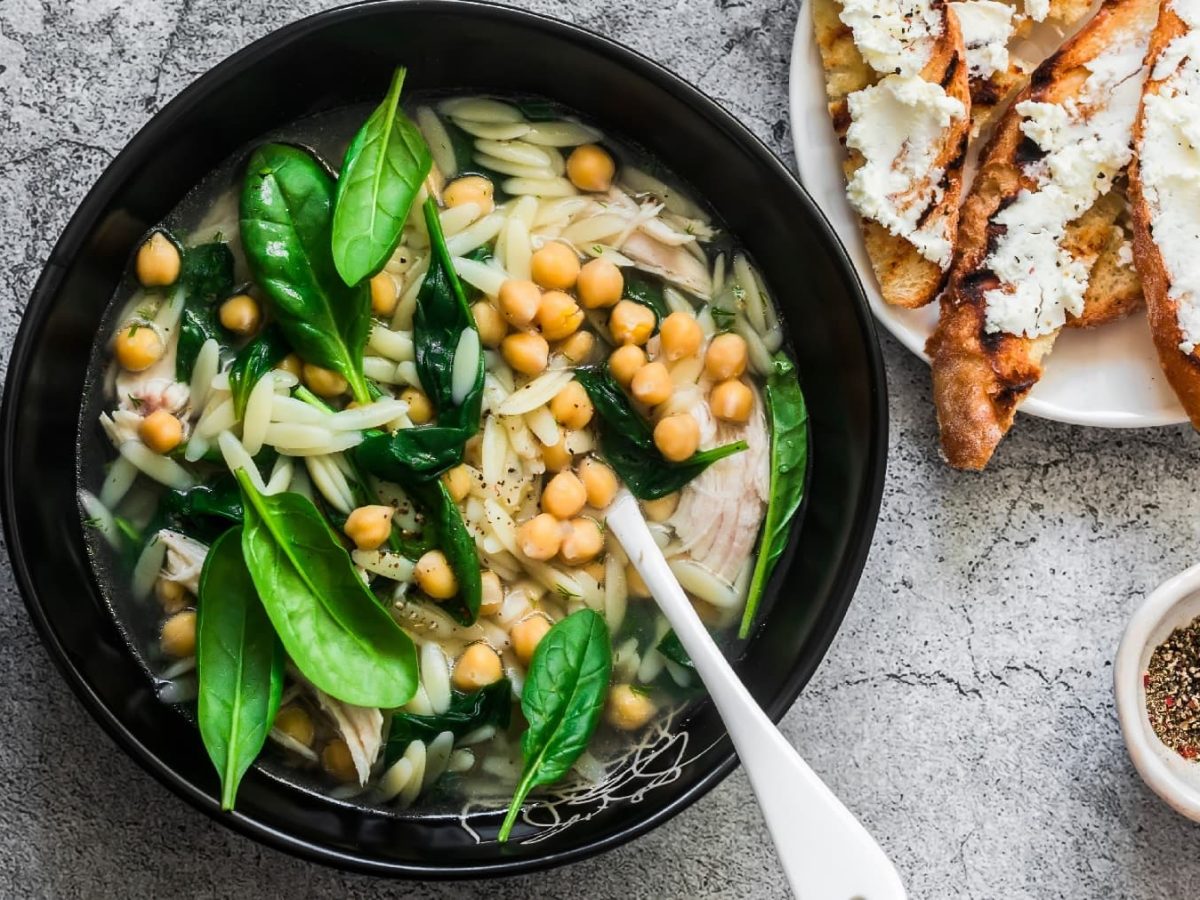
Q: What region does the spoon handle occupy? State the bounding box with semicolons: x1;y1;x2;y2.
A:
607;493;906;900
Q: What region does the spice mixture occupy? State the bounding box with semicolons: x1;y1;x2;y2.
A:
1145;614;1200;761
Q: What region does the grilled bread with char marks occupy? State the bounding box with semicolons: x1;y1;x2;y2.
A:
1129;0;1200;427
813;0;971;309
928;0;1155;470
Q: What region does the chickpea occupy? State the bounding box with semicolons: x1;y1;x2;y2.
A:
501;331;550;376
626;563;651;598
566;144;616;193
557;329;594;364
400;387;434;424
606;684;657;731
560;517;604;566
536;290;583;341
541;430;574;473
710;378;754;424
480;570;504;617
444;175;495;215
653;413;699;462
609;300;655;346
303;363;348;398
576;258;624;309
630;361;673;407
114;323;165;372
608;344;646;386
416;550;459;599
659;311;703;361
343;504;394;551
370;272;399;317
642;492;679;522
160;610;196;659
154;577;188;614
443;464;472;503
472;300;507;348
498;279;542;327
530;241;581;291
274;705;315;747
511;614;553;666
322;738;358;783
518;513;563;560
704;332;748;381
219;293;261;336
136;232;181;287
138;409;184;454
453;642;504;691
276;353;303;378
579;457;618;509
550;381;594;430
542;471;587;519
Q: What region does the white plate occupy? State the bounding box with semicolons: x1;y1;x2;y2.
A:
787;9;1186;427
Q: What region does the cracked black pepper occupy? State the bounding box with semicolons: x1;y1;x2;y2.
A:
1144;614;1200;761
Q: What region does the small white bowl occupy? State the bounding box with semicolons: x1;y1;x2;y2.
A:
1115;562;1200;821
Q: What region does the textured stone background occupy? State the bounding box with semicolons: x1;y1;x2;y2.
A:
2;0;1199;897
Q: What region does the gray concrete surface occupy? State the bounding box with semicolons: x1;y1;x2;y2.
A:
2;0;1198;897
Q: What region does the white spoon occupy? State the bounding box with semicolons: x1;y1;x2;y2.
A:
605;491;906;900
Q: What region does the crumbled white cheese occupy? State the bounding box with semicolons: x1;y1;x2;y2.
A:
1140;3;1200;353
1116;237;1133;268
1024;0;1050;23
951;0;1016;81
845;74;967;268
838;0;944;77
982;12;1156;337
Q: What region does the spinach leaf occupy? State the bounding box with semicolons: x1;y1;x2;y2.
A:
405;478;482;625
228;325;290;418
656;630;693;669
235;470;418;707
196;527;284;811
383;678;512;766
240;143;372;403
162;474;243;539
623;271;669;331
176;241;235;380
498;609;611;842
331;67;432;287
574;365;747;500
354;197;483;483
738;353;809;638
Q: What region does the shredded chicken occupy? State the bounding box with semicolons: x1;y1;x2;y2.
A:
620;230;712;299
114;325;190;417
157;529;208;595
667;383;770;585
315;690;384;785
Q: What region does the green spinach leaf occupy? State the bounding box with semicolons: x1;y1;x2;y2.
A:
354;197;483;483
175;241;235;380
738;353;808;638
498;609;611;842
240;143;372;403
383;678;512;766
331;67;432;287
228;325;290;418
235;470;418;707
574;365;746;500
196;527;284;811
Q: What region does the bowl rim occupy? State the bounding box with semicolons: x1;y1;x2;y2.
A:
0;0;889;878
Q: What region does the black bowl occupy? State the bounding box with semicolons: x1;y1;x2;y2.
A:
0;0;886;879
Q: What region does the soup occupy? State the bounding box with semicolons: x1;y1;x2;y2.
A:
78;69;807;834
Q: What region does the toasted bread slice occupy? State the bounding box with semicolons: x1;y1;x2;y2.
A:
814;0;971;309
1129;0;1200;427
957;0;1095;133
928;0;1157;470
